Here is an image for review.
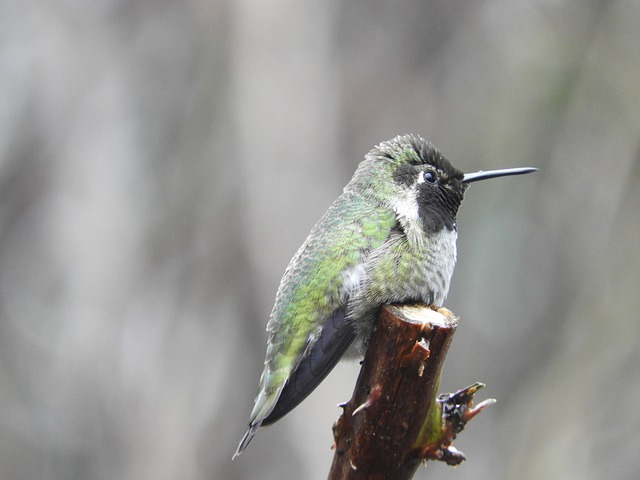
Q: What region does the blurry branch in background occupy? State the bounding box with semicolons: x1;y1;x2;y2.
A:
328;305;494;480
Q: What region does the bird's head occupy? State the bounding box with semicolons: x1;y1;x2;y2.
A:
349;134;536;232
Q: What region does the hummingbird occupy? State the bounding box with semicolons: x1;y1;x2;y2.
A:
234;134;535;457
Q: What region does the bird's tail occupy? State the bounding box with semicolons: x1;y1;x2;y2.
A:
233;309;355;458
233;421;262;459
233;383;284;459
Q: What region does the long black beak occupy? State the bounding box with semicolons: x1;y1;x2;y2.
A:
462;167;538;183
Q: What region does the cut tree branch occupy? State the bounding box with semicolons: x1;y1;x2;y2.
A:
328;304;493;480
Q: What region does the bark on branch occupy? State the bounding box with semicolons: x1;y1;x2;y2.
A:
328;304;493;480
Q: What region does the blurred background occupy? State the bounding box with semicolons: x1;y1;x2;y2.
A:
2;0;639;479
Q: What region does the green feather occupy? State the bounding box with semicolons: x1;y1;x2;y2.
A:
249;191;395;424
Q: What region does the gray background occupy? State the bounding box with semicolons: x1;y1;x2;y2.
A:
2;0;639;479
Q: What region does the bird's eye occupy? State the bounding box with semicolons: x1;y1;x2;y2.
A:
422;170;438;184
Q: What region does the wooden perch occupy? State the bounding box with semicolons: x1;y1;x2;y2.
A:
328;304;494;480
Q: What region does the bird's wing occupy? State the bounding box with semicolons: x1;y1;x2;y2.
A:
235;193;396;456
262;308;352;425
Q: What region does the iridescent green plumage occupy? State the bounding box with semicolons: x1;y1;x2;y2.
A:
234;134;536;457
251;191;396;422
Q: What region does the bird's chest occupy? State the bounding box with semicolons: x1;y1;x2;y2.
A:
345;226;458;355
413;228;458;305
360;226;458;306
